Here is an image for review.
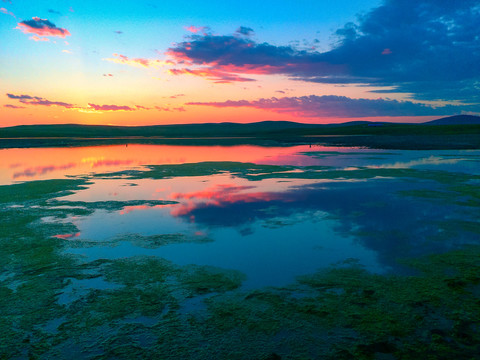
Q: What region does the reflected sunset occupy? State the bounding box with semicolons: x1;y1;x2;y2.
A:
0;144;355;184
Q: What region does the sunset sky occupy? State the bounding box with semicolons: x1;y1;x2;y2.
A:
1;0;479;127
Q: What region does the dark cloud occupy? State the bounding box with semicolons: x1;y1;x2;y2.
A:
6;93;155;113
17;17;70;38
167;1;480;105
235;26;254;36
187;95;468;118
7;93;42;100
4;104;25;109
306;0;480;103
27;99;74;108
48;9;62;15
7;93;74;108
167;34;314;70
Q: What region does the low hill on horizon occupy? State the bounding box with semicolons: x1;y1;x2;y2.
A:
1;115;479;138
423;114;480;125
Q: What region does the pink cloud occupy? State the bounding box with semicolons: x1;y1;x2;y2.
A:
169;67;255;83
30;35;50;42
0;7;15;17
103;53;165;68
17;17;70;38
169;93;185;99
88;103;135;111
185;25;210;34
154;106;186;112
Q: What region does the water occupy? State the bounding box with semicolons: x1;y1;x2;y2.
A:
2;143;480;358
2;144;479;286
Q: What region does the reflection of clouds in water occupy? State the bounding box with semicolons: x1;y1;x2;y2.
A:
169;184;284;217
119;204;170;215
168;179;478;273
81;157;135;168
13;163;76;179
12;159;136;179
368;156;463;169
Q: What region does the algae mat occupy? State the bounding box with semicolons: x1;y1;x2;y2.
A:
1;146;480;359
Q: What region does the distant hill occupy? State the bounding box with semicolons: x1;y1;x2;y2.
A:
423;114;480;125
0;121;317;138
1;115;479;139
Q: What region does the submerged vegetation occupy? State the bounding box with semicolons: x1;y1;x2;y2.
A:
1;150;480;358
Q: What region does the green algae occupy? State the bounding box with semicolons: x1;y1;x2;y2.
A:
300;151;398;158
399;180;480;209
69;232;214;249
2;157;480;359
90;161;480;188
50;199;176;209
0;178;90;204
92;161;294;180
193;247;480;359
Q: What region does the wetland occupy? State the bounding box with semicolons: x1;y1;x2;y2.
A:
1;143;480;359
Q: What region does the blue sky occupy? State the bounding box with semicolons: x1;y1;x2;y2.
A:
1;0;479;126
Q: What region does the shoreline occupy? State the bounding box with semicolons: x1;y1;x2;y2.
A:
1;133;479;150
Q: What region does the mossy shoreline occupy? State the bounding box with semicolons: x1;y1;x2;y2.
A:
1;158;480;359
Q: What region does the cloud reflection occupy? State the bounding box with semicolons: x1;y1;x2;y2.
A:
166;179;478;272
170;184;285;217
13;163;76;179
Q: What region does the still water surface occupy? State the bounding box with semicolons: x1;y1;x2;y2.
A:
2;143;480;358
2;144;479;288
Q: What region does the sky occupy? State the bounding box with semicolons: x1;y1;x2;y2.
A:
1;0;480;127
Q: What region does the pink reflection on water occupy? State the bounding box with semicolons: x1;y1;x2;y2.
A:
0;144;349;184
119;204;170;215
90;159;134;168
13;163;76;179
52;232;80;239
170;183;286;217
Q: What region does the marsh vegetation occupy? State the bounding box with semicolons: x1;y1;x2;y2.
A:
1;144;479;359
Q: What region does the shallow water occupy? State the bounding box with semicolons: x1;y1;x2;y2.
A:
2;144;480;359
